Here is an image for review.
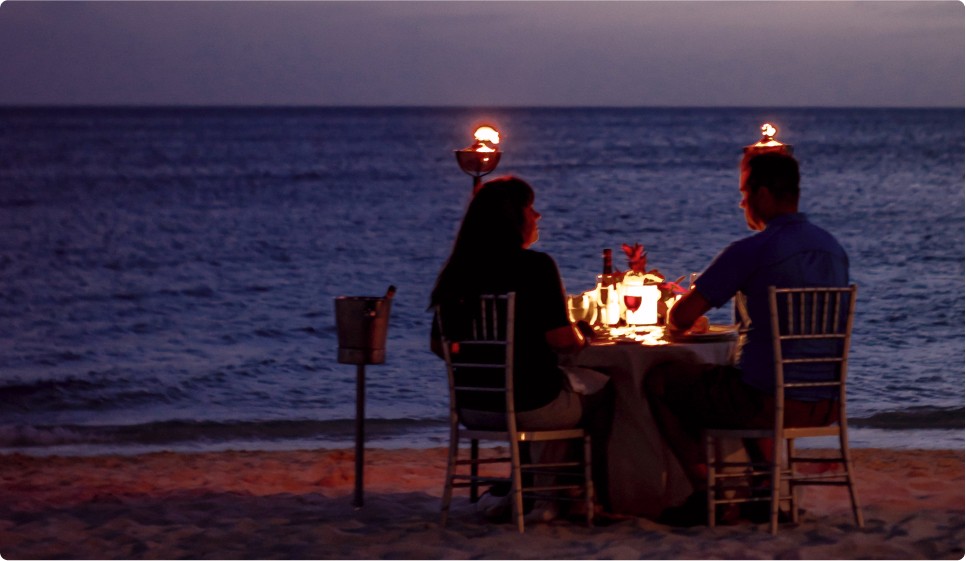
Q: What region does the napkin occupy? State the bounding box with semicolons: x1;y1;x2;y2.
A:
561;366;610;395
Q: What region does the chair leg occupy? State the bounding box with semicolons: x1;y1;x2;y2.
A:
769;436;783;535
470;439;480;503
840;430;865;528
509;439;526;533
787;438;799;524
583;435;595;528
440;423;460;527
705;433;716;528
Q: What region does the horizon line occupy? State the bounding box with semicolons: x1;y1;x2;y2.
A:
0;103;962;111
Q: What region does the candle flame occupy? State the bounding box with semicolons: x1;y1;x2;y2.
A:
761;123;777;139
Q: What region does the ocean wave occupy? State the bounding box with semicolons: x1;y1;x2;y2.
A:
0;375;185;414
0;418;449;449
2;405;961;453
850;406;964;430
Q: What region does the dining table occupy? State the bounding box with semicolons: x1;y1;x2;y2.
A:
569;324;740;519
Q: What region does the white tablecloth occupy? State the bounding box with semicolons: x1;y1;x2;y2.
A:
576;338;737;518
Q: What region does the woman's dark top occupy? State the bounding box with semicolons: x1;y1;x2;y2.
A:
434;249;570;412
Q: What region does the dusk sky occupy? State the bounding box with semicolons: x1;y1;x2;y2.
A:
0;0;962;107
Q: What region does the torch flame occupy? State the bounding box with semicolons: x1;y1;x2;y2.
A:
746;122;785;150
456;125;503;183
744;122;791;154
474;126;500;146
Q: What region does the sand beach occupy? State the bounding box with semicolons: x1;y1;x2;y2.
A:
0;446;962;560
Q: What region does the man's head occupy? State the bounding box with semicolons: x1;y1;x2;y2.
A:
738;151;800;231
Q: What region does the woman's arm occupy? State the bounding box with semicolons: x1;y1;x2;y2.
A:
526;251;590;354
546;322;588;355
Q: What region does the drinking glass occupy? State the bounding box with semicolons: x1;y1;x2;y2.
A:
596;274;619;326
621;282;644;324
596;274;610;306
567;291;598;325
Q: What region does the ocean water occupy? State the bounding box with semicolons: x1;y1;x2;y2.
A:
0;106;962;456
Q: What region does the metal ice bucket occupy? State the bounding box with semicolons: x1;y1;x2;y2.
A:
334;296;392;365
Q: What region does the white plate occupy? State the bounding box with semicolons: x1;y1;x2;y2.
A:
666;324;739;343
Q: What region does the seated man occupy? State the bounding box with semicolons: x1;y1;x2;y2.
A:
647;151;849;507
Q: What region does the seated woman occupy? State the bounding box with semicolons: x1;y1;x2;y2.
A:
429;175;611;521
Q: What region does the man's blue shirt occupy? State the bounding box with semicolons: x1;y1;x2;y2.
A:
694;213;849;399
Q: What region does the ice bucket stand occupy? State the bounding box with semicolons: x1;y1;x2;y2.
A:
334;286;395;507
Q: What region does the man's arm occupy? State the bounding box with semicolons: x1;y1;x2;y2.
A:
667;289;713;334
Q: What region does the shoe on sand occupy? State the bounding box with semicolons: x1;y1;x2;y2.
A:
476;491;512;522
523;500;560;524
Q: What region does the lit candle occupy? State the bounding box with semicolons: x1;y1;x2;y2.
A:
622;278;661;326
640;284;661;325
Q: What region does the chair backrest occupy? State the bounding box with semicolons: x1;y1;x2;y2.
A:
435;293;517;431
768;285;858;423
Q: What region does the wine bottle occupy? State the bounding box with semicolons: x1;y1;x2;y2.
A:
599;249;619;325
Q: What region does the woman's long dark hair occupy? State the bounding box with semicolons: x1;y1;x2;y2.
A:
430;176;535;307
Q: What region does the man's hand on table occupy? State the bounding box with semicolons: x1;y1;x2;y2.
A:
667;315;711;337
683;316;710;335
667;289;713;336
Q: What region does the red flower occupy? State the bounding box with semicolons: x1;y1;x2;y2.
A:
621;243;647;274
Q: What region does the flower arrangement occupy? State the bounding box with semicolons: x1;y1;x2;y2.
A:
621;242;688;300
620;243;663;282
